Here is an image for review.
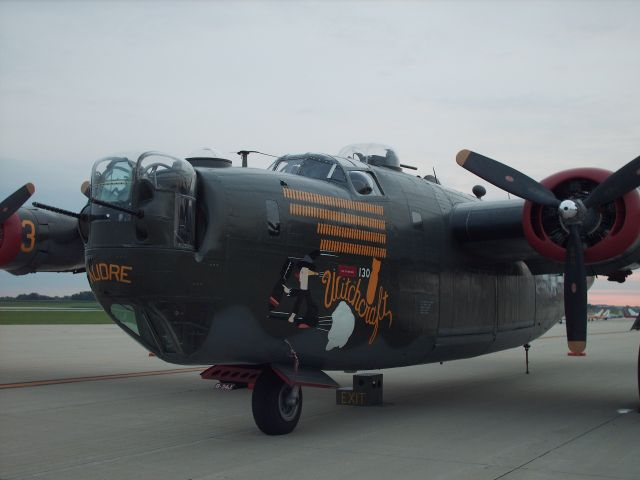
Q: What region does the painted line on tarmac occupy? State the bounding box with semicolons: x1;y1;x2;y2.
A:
1;331;631;390
0;307;103;311
542;330;631;340
0;367;204;390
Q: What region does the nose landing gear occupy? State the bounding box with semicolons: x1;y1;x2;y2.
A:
202;363;338;434
252;369;303;435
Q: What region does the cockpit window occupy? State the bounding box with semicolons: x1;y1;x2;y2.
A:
349;171;383;196
137;153;196;196
275;157;301;174
272;155;346;184
92;157;135;205
111;304;139;335
89;152;198;250
298;158;332;180
136;153;197;249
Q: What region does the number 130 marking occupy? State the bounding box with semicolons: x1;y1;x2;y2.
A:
358;267;371;278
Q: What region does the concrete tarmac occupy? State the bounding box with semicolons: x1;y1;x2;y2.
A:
1;320;639;480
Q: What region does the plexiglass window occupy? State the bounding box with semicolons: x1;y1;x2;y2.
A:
91;157;135;205
349;171;383;196
136;153;197;249
272;155;346;185
111;304;139;335
137;153;196;196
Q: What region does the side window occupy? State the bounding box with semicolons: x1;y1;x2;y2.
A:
328;164;347;184
265;200;280;236
276;159;303;175
175;195;195;248
349;171;383;196
411;211;423;228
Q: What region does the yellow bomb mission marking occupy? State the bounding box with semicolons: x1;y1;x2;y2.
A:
88;263;133;284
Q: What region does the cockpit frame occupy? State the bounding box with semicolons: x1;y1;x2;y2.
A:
270;153;385;197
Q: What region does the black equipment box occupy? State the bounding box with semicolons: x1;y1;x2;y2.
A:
336;373;383;406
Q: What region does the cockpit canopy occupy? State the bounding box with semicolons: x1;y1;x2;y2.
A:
137;153;196;196
271;153;348;184
90;152;197;249
91;156;135;205
91;152;196;207
270;152;384;196
338;143;401;171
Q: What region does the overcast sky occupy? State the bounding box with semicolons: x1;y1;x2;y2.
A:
0;0;638;304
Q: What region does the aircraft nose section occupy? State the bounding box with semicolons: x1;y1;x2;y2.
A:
103;294;217;362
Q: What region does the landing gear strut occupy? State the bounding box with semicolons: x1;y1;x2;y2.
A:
251;369;303;435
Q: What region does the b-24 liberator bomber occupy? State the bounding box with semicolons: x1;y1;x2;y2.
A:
1;143;639;434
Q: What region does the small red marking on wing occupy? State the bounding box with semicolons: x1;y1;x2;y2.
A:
571;283;577;293
505;175;514;182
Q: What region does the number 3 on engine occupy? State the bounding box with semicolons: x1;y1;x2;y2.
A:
21;219;36;253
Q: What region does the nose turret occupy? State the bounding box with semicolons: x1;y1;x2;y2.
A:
88;152;197;249
87;152;215;363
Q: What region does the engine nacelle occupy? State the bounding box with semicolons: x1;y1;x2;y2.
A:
523;168;640;264
0;207;85;275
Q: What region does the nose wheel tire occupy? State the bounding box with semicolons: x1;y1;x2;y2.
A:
252;369;302;435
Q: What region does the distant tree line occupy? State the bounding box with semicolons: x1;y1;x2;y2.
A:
0;291;97;301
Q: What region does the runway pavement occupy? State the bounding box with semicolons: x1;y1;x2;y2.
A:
1;320;639;480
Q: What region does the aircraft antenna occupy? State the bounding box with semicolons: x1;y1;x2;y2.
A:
432;167;439;184
236;150;279;168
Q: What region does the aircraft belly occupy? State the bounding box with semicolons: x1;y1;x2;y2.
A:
429;268;563;363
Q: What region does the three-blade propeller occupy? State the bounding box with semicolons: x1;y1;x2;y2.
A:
0;183;35;224
457;150;640;354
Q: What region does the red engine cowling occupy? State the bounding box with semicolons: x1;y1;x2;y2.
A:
0;213;23;266
523;168;640;264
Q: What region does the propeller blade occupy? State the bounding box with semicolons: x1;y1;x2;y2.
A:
583;155;640;209
564;224;587;355
0;183;35;223
456;150;560;207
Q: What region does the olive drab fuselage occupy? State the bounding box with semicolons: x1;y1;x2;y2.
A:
86;152;565;370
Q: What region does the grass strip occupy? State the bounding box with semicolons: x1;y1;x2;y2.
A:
0;310;112;325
